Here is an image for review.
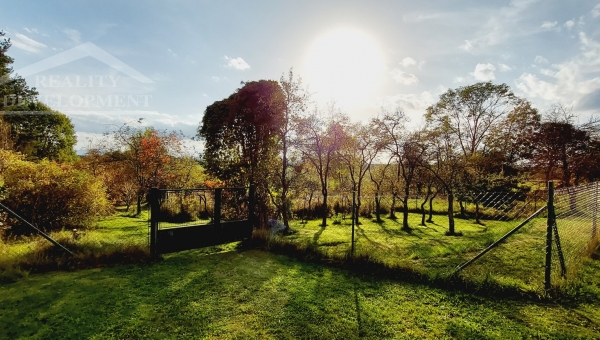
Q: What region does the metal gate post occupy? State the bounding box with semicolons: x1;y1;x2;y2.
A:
545;182;555;292
214;188;222;227
149;187;160;257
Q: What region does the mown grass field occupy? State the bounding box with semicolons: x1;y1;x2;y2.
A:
284;213;561;293
1;247;600;339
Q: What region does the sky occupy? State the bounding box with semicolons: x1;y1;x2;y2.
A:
2;0;600;153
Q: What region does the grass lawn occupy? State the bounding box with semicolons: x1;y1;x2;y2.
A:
0;248;599;339
284;213;563;294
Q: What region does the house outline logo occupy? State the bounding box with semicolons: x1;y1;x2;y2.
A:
5;42;154;84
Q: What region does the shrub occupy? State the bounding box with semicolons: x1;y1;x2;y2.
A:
0;151;113;233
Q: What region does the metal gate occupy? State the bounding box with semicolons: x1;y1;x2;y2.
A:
148;186;255;255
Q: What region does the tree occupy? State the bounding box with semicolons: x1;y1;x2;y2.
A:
113;125;183;215
422;127;464;235
1;31;38;111
526;106;593;187
3;102;77;162
1;31;77;162
295;105;345;226
277;69;309;228
425;82;521;158
338;122;382;225
199;80;285;227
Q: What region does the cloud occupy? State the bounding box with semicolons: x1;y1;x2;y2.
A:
63;28;81;43
400;57;417;67
23;27;39;34
473;63;496;81
515;31;600;115
11;33;47;53
391;70;419;85
498;63;512;72
460;40;473;51
534;55;549;64
459;0;540;52
223;56;250;70
540;21;558;29
167;48;178;57
454;76;465;83
564;20;575;30
592;3;600;18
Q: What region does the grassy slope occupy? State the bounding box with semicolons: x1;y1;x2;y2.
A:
1;248;599;339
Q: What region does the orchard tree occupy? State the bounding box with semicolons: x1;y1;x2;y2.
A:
338;122;382;225
295;105;345;226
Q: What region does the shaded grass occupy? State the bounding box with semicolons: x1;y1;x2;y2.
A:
0;249;598;339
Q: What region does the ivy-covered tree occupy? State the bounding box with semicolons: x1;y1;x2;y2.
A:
199;80;285;228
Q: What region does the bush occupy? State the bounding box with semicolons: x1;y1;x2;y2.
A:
0;151;113;233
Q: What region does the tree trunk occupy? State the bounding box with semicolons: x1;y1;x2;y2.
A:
447;193;455;235
136;195;143;216
374;193;382;223
459;199;466;218
427;193;437;223
321;191;328;227
475;200;481;224
402;196;410;231
389;193;397;219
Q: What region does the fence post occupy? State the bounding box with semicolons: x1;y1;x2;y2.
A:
149;187;160;257
545;181;555;292
214;188;222;226
248;184;256;228
351;190;356;258
593;182;598;239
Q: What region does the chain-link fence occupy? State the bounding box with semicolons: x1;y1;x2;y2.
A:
286;182;599;294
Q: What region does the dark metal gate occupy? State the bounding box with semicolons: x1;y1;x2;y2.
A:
148;186;254;255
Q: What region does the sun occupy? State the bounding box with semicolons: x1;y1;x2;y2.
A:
303;27;386;107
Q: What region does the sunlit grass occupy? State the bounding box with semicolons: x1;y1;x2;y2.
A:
0;249;598;339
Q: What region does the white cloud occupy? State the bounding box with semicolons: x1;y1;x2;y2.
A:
473;63;496;81
540;21;558;29
592;3;600;18
391;70;419;85
454;76;465;83
534;55;549;64
515;31;600;113
11;33;47;53
23;27;38;34
564;20;575;30
63;28;81;43
460;40;473;51
167;48;178;57
498;63;512;72
211;76;220;82
401;57;417;67
223;56;250;70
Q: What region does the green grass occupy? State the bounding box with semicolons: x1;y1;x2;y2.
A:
277;213;590;295
0;207;152;282
0;248;599;339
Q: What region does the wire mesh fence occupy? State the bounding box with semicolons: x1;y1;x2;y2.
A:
286;183;598;293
